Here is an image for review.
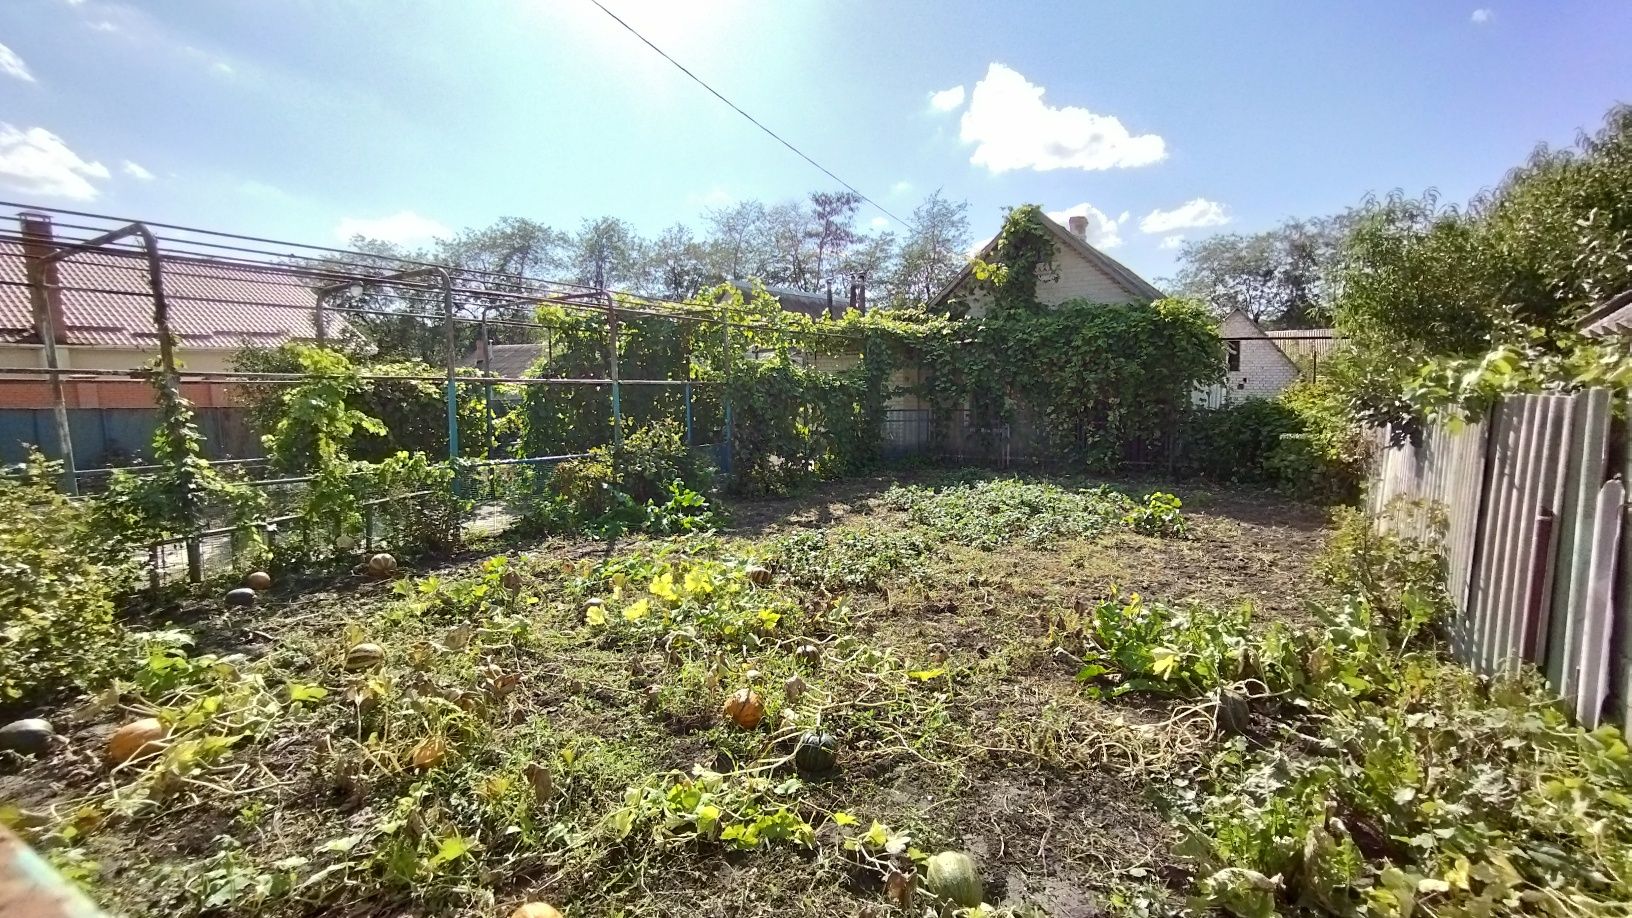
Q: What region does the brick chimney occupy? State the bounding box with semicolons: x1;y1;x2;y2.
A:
19;212;68;345
1067;215;1089;240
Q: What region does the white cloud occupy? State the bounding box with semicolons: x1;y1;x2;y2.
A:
90;20;119;32
1045;202;1128;249
1471;8;1493;23
959;63;1165;173
121;160;154;181
890;180;913;196
1139;198;1230;233
335;211;451;245
0;42;35;83
1159;234;1185;250
869;216;889;229
0;124;109;200
927;85;966;113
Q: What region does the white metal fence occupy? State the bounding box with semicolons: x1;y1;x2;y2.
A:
1370;388;1632;728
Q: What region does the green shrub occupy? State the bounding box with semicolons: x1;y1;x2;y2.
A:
1184;380;1366;503
1183;399;1303;486
0;453;127;706
520;420;717;536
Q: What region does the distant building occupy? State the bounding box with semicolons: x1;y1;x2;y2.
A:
1198;309;1339;406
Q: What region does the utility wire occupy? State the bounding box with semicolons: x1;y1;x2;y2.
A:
585;0;909;231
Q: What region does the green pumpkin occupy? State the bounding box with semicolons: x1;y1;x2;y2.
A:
793;731;837;774
925;851;983;908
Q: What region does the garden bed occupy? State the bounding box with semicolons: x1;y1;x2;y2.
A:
0;472;1330;917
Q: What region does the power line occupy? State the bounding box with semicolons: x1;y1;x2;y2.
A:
585;0;909;231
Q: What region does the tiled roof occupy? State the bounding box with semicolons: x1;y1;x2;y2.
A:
0;239;329;349
466;343;548;378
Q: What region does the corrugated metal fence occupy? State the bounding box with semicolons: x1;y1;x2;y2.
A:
1370;388;1632;727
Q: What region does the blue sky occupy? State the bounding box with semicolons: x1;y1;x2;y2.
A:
0;0;1627;280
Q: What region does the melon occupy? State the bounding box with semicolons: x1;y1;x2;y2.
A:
745;564;773;586
345;642;385;671
784;674;807;704
511;904;564;918
107;717;167;764
225;587;257;608
925;851;983;908
793;731;837;774
367;553;398;577
244;571;273;591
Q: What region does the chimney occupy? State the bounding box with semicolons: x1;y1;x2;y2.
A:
1067;215;1089;240
19;212;68;345
856;272;867;314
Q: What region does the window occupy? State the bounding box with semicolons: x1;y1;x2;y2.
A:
1226;340;1241;372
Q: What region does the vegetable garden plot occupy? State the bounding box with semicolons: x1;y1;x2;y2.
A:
0;474;1329;918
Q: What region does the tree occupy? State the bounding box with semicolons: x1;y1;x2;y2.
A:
895;190;971;306
703;200;769;280
1168;216;1349;328
761;200;813;289
649;223;715;301
807;191;862;288
571;216;646;292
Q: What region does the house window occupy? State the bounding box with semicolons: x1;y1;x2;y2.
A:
1226;340;1241;372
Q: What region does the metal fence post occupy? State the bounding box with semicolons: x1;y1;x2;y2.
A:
720;307;733;475
606;291;622;451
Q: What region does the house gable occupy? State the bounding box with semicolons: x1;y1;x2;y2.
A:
1217;309;1301;400
929;214;1163;315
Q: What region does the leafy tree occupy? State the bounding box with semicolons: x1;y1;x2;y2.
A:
1169;216;1349;328
807;191;862;287
649;223;716;300
894;190;971;306
702;200;770;280
572;216;646;291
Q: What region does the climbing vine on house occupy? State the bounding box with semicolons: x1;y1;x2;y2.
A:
912;205;1223;467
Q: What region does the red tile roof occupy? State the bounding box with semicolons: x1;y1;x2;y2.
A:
0;239;329;349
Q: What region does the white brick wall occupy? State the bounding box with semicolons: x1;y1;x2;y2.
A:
962;251;1143;317
1208;311;1301;403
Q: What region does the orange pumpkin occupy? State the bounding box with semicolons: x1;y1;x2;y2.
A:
244;571;273;591
511;904;564;918
722;688;765;729
107;717;166;764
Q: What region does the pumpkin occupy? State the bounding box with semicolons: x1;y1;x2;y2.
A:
511;904;564;918
793;730;837;774
107;717;167;764
794;643;821;666
244;571;273;591
345;642;385;671
409;735;448;769
1216;689;1251;736
784;674;807;704
501;569;524;593
0;718;55;756
746;564;773;586
367;553;398;577
722;688;764;729
925;851;983;908
225;587;257;608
